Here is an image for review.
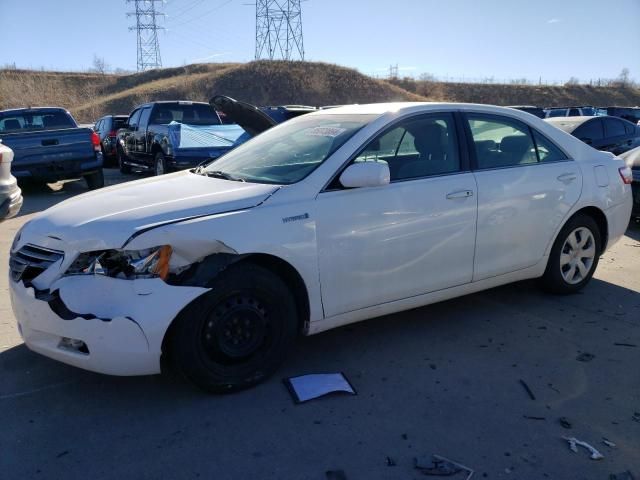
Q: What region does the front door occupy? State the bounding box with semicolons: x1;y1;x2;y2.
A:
315;113;478;318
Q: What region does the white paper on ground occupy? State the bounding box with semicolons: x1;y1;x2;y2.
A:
285;373;356;403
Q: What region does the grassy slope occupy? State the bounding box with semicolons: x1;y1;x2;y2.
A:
1;61;639;123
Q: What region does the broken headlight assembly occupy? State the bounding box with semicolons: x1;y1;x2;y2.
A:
65;246;173;280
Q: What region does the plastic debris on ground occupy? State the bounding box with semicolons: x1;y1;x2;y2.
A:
325;470;347;480
284;373;356;404
576;352;595;362
414;454;474;479
558;417;572;429
562;436;604;460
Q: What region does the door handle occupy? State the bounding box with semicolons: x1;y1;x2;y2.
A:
557;173;577;183
446;190;474;199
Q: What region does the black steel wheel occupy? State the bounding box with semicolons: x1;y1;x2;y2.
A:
169;264;298;393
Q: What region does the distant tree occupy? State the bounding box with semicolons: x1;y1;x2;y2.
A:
565;77;580;86
419;72;436;82
617;68;630;87
92;54;109;75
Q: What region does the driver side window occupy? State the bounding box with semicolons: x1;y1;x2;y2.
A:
353;113;460;181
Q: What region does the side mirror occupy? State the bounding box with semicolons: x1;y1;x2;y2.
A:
339;161;390;188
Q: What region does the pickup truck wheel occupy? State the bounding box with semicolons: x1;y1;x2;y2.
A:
154;152;167;176
541;213;601;294
170;264;298;393
84;169;105;190
118;148;132;174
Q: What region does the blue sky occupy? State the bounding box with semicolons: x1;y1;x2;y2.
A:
1;0;639;83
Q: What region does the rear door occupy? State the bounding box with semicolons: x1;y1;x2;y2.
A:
603;117;635;155
124;109;141;160
135;107;153;165
464;113;582;280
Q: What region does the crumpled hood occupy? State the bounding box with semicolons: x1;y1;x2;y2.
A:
24;170;280;249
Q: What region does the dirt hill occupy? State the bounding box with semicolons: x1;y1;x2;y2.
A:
1;61;639;122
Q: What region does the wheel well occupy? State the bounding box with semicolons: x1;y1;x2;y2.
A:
238;254;310;334
572;206;609;251
160;253;311;368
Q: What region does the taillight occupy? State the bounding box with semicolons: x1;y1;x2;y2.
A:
91;131;101;152
618;166;633;185
0;152;3;163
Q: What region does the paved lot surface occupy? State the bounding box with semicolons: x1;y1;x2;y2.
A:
1;169;639;479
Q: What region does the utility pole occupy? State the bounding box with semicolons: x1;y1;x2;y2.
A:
389;64;398;79
255;0;305;61
127;0;164;71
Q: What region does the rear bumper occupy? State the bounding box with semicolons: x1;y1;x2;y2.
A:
605;193;634;249
12;153;103;181
0;184;23;220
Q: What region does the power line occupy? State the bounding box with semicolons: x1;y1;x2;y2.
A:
255;0;305;61
126;0;165;71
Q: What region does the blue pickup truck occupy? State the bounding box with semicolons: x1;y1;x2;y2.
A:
0;108;104;189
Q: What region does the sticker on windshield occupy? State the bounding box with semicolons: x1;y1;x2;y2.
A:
305;126;347;138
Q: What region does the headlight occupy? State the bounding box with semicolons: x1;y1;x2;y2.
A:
65;245;173;280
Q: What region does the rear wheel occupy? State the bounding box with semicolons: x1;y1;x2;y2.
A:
118;147;132;174
154;152;167;176
541;214;601;294
169;264;298;393
84;169;105;190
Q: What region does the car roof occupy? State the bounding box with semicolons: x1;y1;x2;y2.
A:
0;107;68;114
544;116;595;132
310;102;545;116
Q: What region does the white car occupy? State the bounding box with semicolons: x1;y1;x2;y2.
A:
9;102;633;392
0;141;23;221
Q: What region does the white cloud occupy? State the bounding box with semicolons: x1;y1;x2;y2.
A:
547;18;561;24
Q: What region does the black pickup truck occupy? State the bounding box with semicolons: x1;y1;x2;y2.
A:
0;108;104;189
117;101;249;176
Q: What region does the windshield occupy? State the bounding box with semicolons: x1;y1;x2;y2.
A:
201;114;376;184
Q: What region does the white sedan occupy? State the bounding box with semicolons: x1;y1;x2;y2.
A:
9;103;633;392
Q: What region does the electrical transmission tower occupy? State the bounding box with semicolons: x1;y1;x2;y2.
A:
255;0;305;61
127;0;164;71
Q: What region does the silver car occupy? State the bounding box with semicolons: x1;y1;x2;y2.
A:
0;141;23;220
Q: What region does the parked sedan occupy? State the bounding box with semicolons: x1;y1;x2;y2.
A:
546;115;640;156
94;114;128;166
9;103;633;392
0;141;23;220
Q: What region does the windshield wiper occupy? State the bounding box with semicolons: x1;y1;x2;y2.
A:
204;170;245;182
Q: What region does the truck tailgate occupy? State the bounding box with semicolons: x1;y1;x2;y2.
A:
1;128;95;167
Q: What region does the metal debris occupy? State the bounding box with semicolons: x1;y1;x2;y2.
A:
414;454;474;479
519;379;536;400
562;436;604;460
576;352;595;362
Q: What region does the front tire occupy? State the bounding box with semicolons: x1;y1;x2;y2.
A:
169;264;298;393
84;169;105;190
541;214;601;294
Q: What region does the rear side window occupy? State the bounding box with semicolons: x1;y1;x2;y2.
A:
128;109;142;129
604;118;626;137
532;131;568;162
0;110;75;132
573;120;604;142
354;113;460;181
547;109;566;118
113;118;127;129
569;108;581;116
467;115;537;168
149;103;220;126
139;108;152;128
